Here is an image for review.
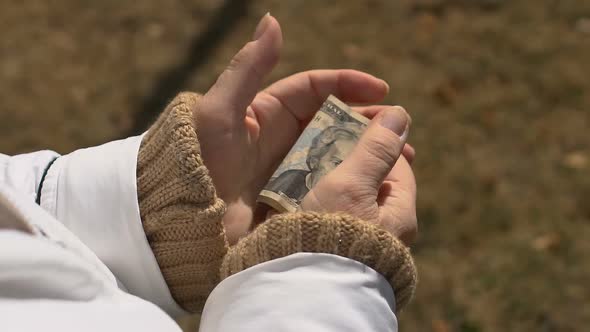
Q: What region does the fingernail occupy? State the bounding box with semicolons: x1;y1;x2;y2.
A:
253;12;272;40
381;80;390;94
380;106;409;138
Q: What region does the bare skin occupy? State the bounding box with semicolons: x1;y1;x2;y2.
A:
193;14;417;245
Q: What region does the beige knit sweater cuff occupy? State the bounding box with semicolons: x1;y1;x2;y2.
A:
221;211;417;312
137;92;228;313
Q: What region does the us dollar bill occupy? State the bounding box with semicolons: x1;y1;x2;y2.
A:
257;95;369;213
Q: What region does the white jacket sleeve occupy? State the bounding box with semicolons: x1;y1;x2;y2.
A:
0;185;181;332
0;137;185;317
0;150;59;201
199;253;398;332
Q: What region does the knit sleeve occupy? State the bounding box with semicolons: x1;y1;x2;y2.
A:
220;211;417;312
137;92;228;313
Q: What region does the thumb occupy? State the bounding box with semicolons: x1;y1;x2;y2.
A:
338;107;410;190
203;13;282;119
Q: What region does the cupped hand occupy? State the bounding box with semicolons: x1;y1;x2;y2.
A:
301;106;417;245
195;14;411;244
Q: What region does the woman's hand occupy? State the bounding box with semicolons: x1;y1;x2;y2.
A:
301;106;417;245
194;14;414;244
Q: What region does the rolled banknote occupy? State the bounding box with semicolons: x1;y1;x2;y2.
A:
258;95;369;213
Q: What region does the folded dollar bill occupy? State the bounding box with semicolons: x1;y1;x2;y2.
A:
258;95;369;213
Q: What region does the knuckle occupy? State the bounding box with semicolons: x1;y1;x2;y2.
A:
227;56;242;73
227;43;254;71
228;50;265;81
360;135;396;166
226;41;277;82
354;138;395;178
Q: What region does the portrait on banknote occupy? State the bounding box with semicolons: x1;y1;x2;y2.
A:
266;123;362;203
258;95;369;212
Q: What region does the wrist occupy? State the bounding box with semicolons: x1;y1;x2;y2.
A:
221;211;417;312
137;92;228;312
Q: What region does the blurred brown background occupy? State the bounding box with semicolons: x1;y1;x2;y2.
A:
1;0;589;331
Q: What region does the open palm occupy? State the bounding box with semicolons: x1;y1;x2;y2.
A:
194;15;399;243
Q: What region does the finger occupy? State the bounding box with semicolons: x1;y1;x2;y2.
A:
383;155;417;202
337;106;410;190
263;70;389;122
379;155;418;245
203;13;282;120
354;105;413;125
402;144;415;164
354;105;415;164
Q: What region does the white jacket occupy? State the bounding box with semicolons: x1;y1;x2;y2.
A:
0;136;399;331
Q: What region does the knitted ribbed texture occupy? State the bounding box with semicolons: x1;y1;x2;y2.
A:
137;92;228;313
221;211;417;312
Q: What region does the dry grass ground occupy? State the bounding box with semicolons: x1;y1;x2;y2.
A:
1;0;589;331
